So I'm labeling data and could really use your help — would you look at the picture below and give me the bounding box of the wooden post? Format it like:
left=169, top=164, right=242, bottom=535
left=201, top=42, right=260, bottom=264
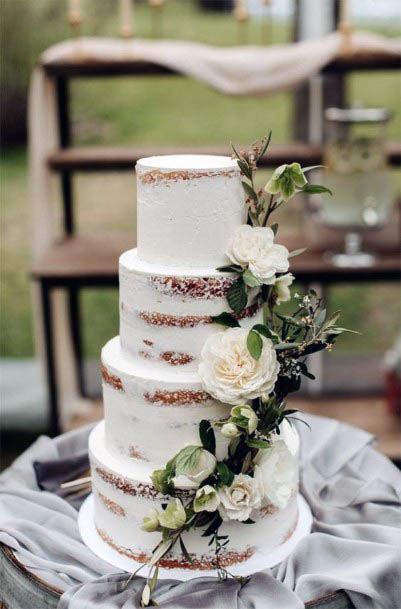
left=233, top=0, right=249, bottom=45
left=120, top=0, right=135, bottom=38
left=68, top=0, right=82, bottom=36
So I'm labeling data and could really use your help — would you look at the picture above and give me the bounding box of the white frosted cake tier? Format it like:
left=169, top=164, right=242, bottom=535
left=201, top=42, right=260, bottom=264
left=119, top=249, right=262, bottom=373
left=90, top=421, right=300, bottom=572
left=136, top=155, right=246, bottom=268
left=101, top=336, right=231, bottom=467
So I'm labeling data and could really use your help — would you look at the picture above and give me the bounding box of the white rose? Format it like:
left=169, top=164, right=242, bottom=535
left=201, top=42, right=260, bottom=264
left=273, top=273, right=294, bottom=304
left=198, top=328, right=279, bottom=405
left=226, top=225, right=289, bottom=285
left=254, top=440, right=298, bottom=509
left=172, top=446, right=217, bottom=489
left=218, top=474, right=262, bottom=522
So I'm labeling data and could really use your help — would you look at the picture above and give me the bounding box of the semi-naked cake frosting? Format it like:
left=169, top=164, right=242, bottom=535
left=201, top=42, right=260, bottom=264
left=89, top=154, right=300, bottom=570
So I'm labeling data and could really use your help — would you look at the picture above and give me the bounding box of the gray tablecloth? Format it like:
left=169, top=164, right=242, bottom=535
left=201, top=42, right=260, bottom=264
left=1, top=414, right=400, bottom=609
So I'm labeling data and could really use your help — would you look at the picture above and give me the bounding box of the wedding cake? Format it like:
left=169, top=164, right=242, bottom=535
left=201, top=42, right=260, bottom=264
left=89, top=154, right=301, bottom=570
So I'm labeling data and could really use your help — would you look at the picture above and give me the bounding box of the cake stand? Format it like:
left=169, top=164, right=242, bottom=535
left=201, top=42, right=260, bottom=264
left=78, top=493, right=313, bottom=581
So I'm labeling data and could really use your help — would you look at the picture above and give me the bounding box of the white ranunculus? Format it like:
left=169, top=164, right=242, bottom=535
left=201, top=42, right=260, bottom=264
left=273, top=273, right=295, bottom=304
left=218, top=474, right=262, bottom=522
left=198, top=328, right=279, bottom=405
left=254, top=440, right=298, bottom=509
left=172, top=446, right=217, bottom=489
left=226, top=225, right=289, bottom=285
left=193, top=485, right=220, bottom=513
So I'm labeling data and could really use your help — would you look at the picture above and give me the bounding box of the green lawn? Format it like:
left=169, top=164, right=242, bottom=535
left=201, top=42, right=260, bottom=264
left=1, top=1, right=400, bottom=359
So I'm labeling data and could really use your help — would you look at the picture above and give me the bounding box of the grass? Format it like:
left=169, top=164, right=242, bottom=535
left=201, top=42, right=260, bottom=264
left=1, top=1, right=400, bottom=360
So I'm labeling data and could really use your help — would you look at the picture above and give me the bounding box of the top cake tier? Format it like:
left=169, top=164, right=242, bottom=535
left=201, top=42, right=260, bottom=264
left=136, top=155, right=246, bottom=269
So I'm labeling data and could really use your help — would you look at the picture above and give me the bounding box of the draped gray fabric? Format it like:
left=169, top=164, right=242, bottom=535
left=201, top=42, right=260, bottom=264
left=1, top=414, right=400, bottom=609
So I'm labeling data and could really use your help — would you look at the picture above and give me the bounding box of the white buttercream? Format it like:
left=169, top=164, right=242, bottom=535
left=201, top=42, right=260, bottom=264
left=136, top=155, right=246, bottom=268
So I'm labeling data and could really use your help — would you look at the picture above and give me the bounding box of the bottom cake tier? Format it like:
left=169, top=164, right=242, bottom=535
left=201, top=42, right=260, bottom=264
left=89, top=422, right=300, bottom=570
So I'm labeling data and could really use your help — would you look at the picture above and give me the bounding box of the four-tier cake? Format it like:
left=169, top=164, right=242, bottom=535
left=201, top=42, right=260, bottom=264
left=89, top=154, right=300, bottom=570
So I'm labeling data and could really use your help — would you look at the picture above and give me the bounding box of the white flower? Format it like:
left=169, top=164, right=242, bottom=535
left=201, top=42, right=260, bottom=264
left=158, top=498, right=187, bottom=530
left=254, top=440, right=298, bottom=509
left=172, top=446, right=217, bottom=489
left=273, top=273, right=294, bottom=304
left=193, top=485, right=220, bottom=513
left=230, top=404, right=258, bottom=434
left=226, top=225, right=289, bottom=285
left=218, top=474, right=262, bottom=522
left=221, top=422, right=240, bottom=438
left=199, top=327, right=279, bottom=405
left=274, top=419, right=300, bottom=456
left=141, top=509, right=160, bottom=532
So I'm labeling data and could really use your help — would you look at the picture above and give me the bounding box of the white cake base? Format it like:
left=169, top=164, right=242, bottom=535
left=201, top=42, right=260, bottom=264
left=78, top=493, right=312, bottom=581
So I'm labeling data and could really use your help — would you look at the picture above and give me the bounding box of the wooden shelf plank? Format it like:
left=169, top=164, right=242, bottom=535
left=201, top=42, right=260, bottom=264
left=31, top=231, right=400, bottom=283
left=47, top=141, right=401, bottom=171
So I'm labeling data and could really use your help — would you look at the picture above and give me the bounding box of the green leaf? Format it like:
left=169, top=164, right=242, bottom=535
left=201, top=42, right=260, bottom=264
left=242, top=269, right=262, bottom=287
left=151, top=469, right=171, bottom=495
left=216, top=462, right=234, bottom=487
left=301, top=165, right=326, bottom=173
left=270, top=223, right=278, bottom=235
left=241, top=451, right=252, bottom=474
left=274, top=342, right=300, bottom=351
left=315, top=308, right=327, bottom=328
left=149, top=539, right=174, bottom=567
left=201, top=513, right=223, bottom=538
left=302, top=341, right=327, bottom=355
left=257, top=130, right=272, bottom=161
left=175, top=446, right=202, bottom=476
left=149, top=566, right=159, bottom=592
left=302, top=184, right=332, bottom=195
left=216, top=264, right=243, bottom=273
left=322, top=310, right=341, bottom=330
left=241, top=180, right=258, bottom=202
left=227, top=277, right=247, bottom=314
left=252, top=323, right=279, bottom=342
left=288, top=247, right=307, bottom=259
left=237, top=159, right=253, bottom=180
left=211, top=312, right=240, bottom=328
left=246, top=438, right=270, bottom=449
left=199, top=420, right=216, bottom=455
left=247, top=330, right=263, bottom=360
left=231, top=142, right=243, bottom=161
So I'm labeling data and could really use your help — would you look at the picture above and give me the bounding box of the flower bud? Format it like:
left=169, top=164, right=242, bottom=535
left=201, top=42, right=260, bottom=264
left=141, top=509, right=160, bottom=532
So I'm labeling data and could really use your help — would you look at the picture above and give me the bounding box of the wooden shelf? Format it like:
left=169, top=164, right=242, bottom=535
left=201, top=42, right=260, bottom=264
left=47, top=141, right=401, bottom=172
left=31, top=231, right=400, bottom=285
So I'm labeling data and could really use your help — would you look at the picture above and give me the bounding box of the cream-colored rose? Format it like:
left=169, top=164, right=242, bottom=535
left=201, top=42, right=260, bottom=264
left=218, top=474, right=262, bottom=522
left=198, top=328, right=279, bottom=405
left=193, top=485, right=220, bottom=513
left=273, top=273, right=295, bottom=304
left=254, top=440, right=298, bottom=509
left=172, top=446, right=217, bottom=489
left=226, top=225, right=289, bottom=285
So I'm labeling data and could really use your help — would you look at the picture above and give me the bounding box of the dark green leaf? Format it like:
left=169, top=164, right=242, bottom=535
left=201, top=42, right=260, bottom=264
left=216, top=264, right=243, bottom=273
left=274, top=342, right=300, bottom=351
left=227, top=278, right=247, bottom=314
left=217, top=462, right=235, bottom=487
left=247, top=330, right=263, bottom=360
left=302, top=184, right=332, bottom=195
left=199, top=420, right=216, bottom=455
left=241, top=180, right=258, bottom=202
left=201, top=513, right=223, bottom=537
left=302, top=341, right=327, bottom=355
left=241, top=451, right=252, bottom=474
left=242, top=518, right=256, bottom=524
left=237, top=159, right=253, bottom=180
left=179, top=536, right=193, bottom=564
left=270, top=223, right=278, bottom=235
left=211, top=312, right=240, bottom=328
left=252, top=324, right=278, bottom=342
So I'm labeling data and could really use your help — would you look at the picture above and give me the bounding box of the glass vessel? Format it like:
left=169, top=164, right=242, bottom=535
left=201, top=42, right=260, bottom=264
left=321, top=107, right=393, bottom=267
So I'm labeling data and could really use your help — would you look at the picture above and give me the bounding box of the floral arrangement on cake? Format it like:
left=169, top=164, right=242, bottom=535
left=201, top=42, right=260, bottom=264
left=139, top=134, right=354, bottom=605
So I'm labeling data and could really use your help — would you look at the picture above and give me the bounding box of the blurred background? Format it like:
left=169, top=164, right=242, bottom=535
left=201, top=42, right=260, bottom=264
left=1, top=0, right=400, bottom=468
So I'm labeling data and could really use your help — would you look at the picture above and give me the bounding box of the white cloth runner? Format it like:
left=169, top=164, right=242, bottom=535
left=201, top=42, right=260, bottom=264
left=1, top=414, right=400, bottom=609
